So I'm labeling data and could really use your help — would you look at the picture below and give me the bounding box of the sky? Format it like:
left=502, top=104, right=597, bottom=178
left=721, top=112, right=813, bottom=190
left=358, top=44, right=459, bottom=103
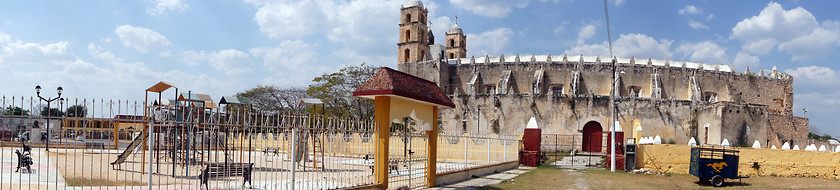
left=1, top=0, right=839, bottom=137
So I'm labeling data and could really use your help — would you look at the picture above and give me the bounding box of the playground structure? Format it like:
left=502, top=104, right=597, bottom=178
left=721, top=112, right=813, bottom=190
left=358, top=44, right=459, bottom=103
left=0, top=79, right=521, bottom=189
left=106, top=81, right=358, bottom=188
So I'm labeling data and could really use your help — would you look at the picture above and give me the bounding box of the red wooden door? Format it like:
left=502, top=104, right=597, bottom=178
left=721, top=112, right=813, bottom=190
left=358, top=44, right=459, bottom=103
left=582, top=121, right=603, bottom=152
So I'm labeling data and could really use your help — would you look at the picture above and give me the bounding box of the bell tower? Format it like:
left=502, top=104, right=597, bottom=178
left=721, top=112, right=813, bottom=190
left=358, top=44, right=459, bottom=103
left=445, top=18, right=467, bottom=60
left=398, top=0, right=429, bottom=65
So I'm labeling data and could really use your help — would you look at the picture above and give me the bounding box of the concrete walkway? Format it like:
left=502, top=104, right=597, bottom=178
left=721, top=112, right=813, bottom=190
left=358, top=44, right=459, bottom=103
left=426, top=166, right=533, bottom=189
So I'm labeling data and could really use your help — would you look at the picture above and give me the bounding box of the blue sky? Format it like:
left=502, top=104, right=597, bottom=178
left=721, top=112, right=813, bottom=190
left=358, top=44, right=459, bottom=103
left=1, top=0, right=839, bottom=137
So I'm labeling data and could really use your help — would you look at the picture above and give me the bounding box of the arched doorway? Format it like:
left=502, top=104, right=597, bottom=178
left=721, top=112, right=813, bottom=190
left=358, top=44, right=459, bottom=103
left=582, top=121, right=603, bottom=152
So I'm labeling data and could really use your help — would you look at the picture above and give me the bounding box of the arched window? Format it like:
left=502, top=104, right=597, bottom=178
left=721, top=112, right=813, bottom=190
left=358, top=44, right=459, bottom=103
left=405, top=30, right=411, bottom=42
left=404, top=49, right=410, bottom=62
left=421, top=50, right=425, bottom=60
left=406, top=14, right=411, bottom=23
left=449, top=53, right=454, bottom=59
left=449, top=39, right=455, bottom=47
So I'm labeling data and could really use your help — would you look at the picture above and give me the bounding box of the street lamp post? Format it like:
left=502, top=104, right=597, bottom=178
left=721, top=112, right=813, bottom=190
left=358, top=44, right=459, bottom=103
left=36, top=85, right=63, bottom=152
left=58, top=98, right=64, bottom=144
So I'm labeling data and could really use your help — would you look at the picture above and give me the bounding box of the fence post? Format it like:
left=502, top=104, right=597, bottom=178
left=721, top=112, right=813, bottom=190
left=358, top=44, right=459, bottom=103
left=373, top=96, right=391, bottom=188
left=487, top=137, right=491, bottom=163
left=503, top=139, right=506, bottom=162
left=426, top=107, right=438, bottom=187
left=147, top=119, right=154, bottom=189
left=464, top=135, right=468, bottom=168
left=290, top=127, right=296, bottom=190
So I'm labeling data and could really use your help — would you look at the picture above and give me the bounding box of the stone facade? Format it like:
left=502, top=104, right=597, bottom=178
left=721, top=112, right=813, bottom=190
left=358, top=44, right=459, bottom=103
left=394, top=1, right=807, bottom=150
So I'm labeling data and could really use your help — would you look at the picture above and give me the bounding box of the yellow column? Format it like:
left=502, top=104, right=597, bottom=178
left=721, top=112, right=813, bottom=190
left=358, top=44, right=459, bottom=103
left=426, top=107, right=438, bottom=187
left=374, top=96, right=391, bottom=188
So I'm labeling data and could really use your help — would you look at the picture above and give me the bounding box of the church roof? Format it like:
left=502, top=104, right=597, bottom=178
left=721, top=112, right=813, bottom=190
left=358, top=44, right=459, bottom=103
left=448, top=24, right=463, bottom=34
left=353, top=67, right=455, bottom=108
left=402, top=0, right=424, bottom=9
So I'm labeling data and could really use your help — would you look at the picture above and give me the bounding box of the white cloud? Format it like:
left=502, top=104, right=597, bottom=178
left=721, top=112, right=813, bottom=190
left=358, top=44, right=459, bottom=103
left=181, top=50, right=205, bottom=66
left=449, top=0, right=529, bottom=18
left=467, top=28, right=514, bottom=56
left=741, top=39, right=776, bottom=55
left=0, top=32, right=71, bottom=65
left=146, top=0, right=189, bottom=16
left=576, top=24, right=596, bottom=45
left=208, top=49, right=252, bottom=76
left=430, top=16, right=453, bottom=44
left=688, top=20, right=709, bottom=30
left=180, top=49, right=252, bottom=76
left=565, top=33, right=673, bottom=59
left=87, top=43, right=122, bottom=64
left=785, top=66, right=840, bottom=127
left=250, top=39, right=329, bottom=86
left=785, top=66, right=838, bottom=87
left=612, top=0, right=626, bottom=6
left=248, top=0, right=402, bottom=55
left=251, top=0, right=329, bottom=39
left=707, top=14, right=714, bottom=20
left=553, top=25, right=564, bottom=34
left=250, top=40, right=317, bottom=72
left=675, top=41, right=729, bottom=65
left=678, top=5, right=701, bottom=15
left=115, top=25, right=172, bottom=54
left=732, top=51, right=759, bottom=70
left=777, top=20, right=840, bottom=61
left=731, top=2, right=840, bottom=61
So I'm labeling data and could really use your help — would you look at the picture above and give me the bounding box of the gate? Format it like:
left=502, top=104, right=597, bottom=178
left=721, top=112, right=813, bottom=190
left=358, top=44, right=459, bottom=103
left=388, top=132, right=428, bottom=189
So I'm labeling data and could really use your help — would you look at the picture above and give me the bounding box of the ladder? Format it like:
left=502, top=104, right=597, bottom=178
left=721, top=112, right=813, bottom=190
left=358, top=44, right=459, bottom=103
left=311, top=130, right=325, bottom=171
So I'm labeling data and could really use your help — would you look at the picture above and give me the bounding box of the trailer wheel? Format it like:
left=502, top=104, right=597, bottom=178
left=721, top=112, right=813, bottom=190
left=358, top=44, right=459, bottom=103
left=711, top=175, right=724, bottom=187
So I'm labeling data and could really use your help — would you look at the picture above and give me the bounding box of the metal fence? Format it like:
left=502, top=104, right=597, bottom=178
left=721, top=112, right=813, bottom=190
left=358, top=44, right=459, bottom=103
left=1, top=96, right=381, bottom=189
left=436, top=134, right=520, bottom=174
left=541, top=134, right=612, bottom=168
left=1, top=96, right=522, bottom=189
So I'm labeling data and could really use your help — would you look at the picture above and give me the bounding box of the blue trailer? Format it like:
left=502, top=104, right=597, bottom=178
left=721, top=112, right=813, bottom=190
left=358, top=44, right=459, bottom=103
left=690, top=145, right=748, bottom=187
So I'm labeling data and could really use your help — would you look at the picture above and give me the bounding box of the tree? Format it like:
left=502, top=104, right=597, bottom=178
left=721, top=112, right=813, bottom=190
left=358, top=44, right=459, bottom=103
left=40, top=108, right=64, bottom=117
left=235, top=86, right=309, bottom=113
left=3, top=106, right=30, bottom=116
left=66, top=105, right=87, bottom=117
left=307, top=63, right=377, bottom=119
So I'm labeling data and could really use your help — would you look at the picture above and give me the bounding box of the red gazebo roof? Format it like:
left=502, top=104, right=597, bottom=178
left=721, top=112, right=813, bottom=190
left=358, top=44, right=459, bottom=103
left=353, top=67, right=455, bottom=108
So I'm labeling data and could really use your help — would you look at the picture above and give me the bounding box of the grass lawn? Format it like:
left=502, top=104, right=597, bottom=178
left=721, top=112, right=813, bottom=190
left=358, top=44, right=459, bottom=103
left=479, top=165, right=840, bottom=190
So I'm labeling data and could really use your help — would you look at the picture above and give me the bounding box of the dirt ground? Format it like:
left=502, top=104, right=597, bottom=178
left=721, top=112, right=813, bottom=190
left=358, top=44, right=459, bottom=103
left=481, top=166, right=840, bottom=190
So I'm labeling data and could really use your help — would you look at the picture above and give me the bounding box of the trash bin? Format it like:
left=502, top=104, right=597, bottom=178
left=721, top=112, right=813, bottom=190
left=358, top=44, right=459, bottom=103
left=624, top=144, right=636, bottom=172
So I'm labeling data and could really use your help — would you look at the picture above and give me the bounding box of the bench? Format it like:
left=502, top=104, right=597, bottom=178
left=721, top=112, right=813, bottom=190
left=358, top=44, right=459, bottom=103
left=199, top=163, right=254, bottom=189
left=15, top=150, right=33, bottom=173
left=263, top=147, right=279, bottom=156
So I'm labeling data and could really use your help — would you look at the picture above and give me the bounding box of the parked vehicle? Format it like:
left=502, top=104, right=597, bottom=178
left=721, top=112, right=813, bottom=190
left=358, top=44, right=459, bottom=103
left=76, top=136, right=85, bottom=141
left=690, top=145, right=749, bottom=187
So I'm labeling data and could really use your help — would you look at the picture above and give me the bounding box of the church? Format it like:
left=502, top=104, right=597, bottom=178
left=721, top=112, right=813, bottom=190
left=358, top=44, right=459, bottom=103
left=395, top=0, right=809, bottom=151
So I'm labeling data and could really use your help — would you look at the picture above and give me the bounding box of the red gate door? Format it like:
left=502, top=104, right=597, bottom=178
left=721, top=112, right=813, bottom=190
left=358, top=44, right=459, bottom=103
left=582, top=121, right=603, bottom=152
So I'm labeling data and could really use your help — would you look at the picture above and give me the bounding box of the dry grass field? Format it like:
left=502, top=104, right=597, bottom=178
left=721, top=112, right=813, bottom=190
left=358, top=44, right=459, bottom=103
left=481, top=166, right=840, bottom=190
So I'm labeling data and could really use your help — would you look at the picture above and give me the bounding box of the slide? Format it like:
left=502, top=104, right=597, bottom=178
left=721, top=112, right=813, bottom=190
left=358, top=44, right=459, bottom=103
left=110, top=126, right=149, bottom=167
